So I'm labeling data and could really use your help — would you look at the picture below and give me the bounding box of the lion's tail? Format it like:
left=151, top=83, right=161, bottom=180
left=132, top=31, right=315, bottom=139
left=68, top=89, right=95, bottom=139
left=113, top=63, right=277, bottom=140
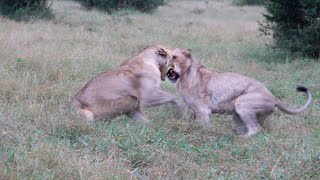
left=276, top=85, right=312, bottom=115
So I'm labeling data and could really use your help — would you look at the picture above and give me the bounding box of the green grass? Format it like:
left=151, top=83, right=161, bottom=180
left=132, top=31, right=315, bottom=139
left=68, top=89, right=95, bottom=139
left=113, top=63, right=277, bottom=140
left=0, top=0, right=319, bottom=179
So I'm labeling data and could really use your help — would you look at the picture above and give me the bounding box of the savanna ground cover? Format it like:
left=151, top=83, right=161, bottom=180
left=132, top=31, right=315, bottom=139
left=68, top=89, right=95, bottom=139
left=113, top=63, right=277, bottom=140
left=0, top=0, right=319, bottom=179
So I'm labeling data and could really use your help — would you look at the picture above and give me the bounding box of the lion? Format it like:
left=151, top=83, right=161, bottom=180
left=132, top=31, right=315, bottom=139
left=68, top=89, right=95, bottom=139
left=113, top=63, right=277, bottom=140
left=72, top=45, right=181, bottom=124
left=166, top=48, right=312, bottom=137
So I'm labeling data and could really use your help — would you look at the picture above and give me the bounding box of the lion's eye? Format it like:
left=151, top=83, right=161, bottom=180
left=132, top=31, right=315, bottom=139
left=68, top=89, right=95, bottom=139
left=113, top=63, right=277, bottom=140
left=173, top=55, right=177, bottom=60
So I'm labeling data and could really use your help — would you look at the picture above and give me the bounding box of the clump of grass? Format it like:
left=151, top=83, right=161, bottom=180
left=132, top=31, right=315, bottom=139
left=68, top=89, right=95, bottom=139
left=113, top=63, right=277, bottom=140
left=191, top=8, right=205, bottom=15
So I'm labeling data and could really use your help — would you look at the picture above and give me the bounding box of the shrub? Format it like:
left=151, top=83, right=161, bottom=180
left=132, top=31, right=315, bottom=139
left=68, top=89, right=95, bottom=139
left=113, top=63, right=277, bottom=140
left=75, top=0, right=165, bottom=13
left=233, top=0, right=266, bottom=6
left=0, top=0, right=53, bottom=21
left=259, top=0, right=320, bottom=59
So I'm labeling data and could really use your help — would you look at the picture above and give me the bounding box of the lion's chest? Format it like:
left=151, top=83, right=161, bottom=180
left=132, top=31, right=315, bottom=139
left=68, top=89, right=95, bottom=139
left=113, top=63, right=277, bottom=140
left=177, top=81, right=210, bottom=106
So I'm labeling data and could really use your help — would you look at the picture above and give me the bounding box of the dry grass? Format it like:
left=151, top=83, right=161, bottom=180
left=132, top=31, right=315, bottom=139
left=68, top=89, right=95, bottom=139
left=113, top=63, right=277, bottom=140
left=0, top=0, right=319, bottom=179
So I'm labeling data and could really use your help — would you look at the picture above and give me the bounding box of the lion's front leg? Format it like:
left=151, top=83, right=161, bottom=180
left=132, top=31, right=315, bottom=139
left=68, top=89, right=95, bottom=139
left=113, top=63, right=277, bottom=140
left=140, top=89, right=183, bottom=117
left=193, top=107, right=211, bottom=125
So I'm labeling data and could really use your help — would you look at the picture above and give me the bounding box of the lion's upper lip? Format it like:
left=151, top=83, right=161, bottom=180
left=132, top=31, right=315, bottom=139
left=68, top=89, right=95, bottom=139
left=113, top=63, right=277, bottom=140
left=166, top=68, right=174, bottom=75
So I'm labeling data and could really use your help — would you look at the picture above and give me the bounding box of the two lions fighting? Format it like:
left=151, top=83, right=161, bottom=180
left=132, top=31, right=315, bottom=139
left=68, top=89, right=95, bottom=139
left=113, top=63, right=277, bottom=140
left=72, top=45, right=312, bottom=137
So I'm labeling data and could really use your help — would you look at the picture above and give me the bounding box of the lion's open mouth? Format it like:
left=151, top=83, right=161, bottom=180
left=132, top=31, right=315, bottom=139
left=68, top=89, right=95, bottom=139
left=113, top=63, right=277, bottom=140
left=166, top=68, right=180, bottom=82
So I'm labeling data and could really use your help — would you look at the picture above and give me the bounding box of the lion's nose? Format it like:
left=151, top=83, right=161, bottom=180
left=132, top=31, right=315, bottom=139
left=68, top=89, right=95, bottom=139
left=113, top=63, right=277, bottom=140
left=167, top=64, right=175, bottom=71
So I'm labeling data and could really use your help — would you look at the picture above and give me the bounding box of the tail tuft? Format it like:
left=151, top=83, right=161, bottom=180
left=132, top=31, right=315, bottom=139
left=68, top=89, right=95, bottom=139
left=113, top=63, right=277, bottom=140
left=297, top=85, right=308, bottom=92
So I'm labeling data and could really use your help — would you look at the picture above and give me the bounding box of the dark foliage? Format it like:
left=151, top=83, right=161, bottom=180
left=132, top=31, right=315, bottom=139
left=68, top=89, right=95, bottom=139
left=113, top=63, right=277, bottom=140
left=259, top=0, right=320, bottom=59
left=75, top=0, right=165, bottom=13
left=233, top=0, right=266, bottom=6
left=0, top=0, right=53, bottom=21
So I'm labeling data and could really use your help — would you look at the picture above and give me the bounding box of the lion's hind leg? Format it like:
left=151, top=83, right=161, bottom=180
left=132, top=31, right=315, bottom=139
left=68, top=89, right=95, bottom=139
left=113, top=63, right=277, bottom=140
left=235, top=93, right=275, bottom=137
left=126, top=106, right=149, bottom=123
left=80, top=108, right=95, bottom=124
left=236, top=112, right=262, bottom=137
left=234, top=94, right=265, bottom=137
left=72, top=98, right=95, bottom=124
left=233, top=113, right=248, bottom=135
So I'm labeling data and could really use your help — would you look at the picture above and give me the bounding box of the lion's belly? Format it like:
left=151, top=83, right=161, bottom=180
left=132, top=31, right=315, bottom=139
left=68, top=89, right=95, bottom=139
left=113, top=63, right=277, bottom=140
left=178, top=82, right=236, bottom=114
left=92, top=96, right=139, bottom=119
left=210, top=95, right=236, bottom=114
left=211, top=101, right=235, bottom=114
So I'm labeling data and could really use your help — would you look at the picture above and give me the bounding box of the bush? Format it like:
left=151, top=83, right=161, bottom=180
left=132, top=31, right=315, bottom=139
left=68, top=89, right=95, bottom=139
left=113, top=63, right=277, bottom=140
left=259, top=0, right=320, bottom=59
left=233, top=0, right=266, bottom=6
left=75, top=0, right=165, bottom=13
left=0, top=0, right=53, bottom=21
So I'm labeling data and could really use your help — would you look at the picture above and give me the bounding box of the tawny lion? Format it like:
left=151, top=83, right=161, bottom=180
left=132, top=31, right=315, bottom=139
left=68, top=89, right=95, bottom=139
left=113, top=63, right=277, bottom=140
left=72, top=45, right=181, bottom=124
left=166, top=48, right=312, bottom=137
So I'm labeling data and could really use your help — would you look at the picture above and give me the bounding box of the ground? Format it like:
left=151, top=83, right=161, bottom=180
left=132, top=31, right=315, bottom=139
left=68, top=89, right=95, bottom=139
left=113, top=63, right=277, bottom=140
left=0, top=0, right=319, bottom=179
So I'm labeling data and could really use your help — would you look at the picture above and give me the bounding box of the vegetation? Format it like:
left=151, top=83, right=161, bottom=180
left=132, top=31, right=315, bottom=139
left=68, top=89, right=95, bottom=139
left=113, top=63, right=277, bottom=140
left=0, top=0, right=319, bottom=179
left=0, top=0, right=54, bottom=21
left=75, top=0, right=166, bottom=13
left=233, top=0, right=266, bottom=6
left=259, top=0, right=320, bottom=59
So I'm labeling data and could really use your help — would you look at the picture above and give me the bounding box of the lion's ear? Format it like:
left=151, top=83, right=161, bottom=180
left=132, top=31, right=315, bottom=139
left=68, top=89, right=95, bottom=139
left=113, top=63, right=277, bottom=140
left=156, top=48, right=168, bottom=57
left=182, top=48, right=192, bottom=58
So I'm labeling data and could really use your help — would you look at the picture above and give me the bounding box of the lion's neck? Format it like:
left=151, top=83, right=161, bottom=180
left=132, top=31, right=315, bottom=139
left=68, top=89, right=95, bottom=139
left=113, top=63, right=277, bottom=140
left=184, top=58, right=203, bottom=78
left=131, top=53, right=157, bottom=65
left=178, top=58, right=204, bottom=87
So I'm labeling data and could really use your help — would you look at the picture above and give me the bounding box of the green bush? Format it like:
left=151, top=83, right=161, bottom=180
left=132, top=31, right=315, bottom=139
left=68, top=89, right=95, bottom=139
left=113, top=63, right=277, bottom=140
left=75, top=0, right=165, bottom=13
left=259, top=0, right=320, bottom=59
left=0, top=0, right=53, bottom=21
left=233, top=0, right=266, bottom=6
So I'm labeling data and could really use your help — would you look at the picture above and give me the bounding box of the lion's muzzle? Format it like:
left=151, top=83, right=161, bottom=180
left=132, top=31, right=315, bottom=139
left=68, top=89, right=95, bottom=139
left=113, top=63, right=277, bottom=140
left=166, top=66, right=180, bottom=82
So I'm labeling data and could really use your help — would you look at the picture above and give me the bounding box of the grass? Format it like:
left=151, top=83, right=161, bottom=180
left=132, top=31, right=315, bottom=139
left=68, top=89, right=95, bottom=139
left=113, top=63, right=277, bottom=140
left=0, top=0, right=319, bottom=179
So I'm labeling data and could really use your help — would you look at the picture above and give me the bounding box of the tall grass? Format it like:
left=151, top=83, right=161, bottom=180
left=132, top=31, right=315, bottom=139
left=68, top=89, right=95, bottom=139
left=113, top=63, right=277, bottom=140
left=0, top=0, right=319, bottom=179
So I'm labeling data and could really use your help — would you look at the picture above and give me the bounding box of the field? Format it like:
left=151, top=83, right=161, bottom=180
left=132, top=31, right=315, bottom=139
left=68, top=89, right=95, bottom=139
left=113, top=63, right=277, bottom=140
left=0, top=0, right=319, bottom=179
